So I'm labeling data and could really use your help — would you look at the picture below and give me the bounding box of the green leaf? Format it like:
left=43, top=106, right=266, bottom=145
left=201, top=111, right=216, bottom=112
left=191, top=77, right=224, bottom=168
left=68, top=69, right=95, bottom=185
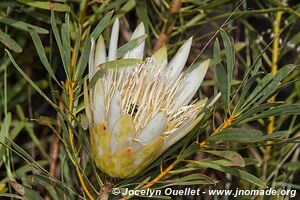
left=158, top=174, right=217, bottom=188
left=206, top=128, right=263, bottom=143
left=210, top=158, right=240, bottom=166
left=23, top=176, right=63, bottom=200
left=213, top=39, right=220, bottom=64
left=220, top=29, right=234, bottom=107
left=50, top=10, right=70, bottom=80
left=90, top=11, right=114, bottom=39
left=17, top=0, right=70, bottom=12
left=0, top=16, right=48, bottom=34
left=1, top=161, right=48, bottom=184
left=5, top=49, right=58, bottom=110
left=284, top=162, right=300, bottom=171
left=176, top=143, right=201, bottom=164
left=88, top=59, right=143, bottom=89
left=233, top=102, right=282, bottom=125
left=0, top=29, right=22, bottom=53
left=233, top=72, right=265, bottom=115
left=135, top=0, right=150, bottom=33
left=74, top=28, right=91, bottom=80
left=105, top=0, right=127, bottom=10
left=113, top=0, right=136, bottom=19
left=243, top=104, right=300, bottom=123
left=0, top=113, right=11, bottom=158
left=172, top=173, right=217, bottom=185
left=240, top=65, right=296, bottom=114
left=73, top=25, right=81, bottom=71
left=116, top=35, right=147, bottom=58
left=61, top=23, right=71, bottom=78
left=188, top=160, right=267, bottom=188
left=213, top=39, right=220, bottom=95
left=239, top=73, right=274, bottom=113
left=257, top=64, right=296, bottom=104
left=28, top=28, right=61, bottom=86
left=79, top=114, right=88, bottom=130
left=215, top=63, right=228, bottom=113
left=205, top=150, right=245, bottom=167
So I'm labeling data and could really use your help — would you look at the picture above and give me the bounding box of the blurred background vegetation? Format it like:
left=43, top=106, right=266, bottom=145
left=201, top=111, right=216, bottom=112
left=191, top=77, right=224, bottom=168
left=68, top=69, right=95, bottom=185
left=0, top=0, right=300, bottom=199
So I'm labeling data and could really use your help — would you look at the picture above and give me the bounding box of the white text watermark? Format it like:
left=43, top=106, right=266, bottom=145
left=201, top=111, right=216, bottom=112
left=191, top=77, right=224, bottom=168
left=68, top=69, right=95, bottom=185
left=111, top=187, right=297, bottom=198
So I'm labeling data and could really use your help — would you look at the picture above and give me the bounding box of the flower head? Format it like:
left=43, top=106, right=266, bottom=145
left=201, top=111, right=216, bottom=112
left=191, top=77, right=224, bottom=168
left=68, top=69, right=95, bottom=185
left=86, top=19, right=210, bottom=178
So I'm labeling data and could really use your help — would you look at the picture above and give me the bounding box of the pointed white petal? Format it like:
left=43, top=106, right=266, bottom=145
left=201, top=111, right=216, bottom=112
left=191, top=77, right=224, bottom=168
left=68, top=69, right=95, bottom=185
left=93, top=79, right=105, bottom=124
left=94, top=35, right=107, bottom=67
left=137, top=112, right=167, bottom=145
left=108, top=18, right=120, bottom=61
left=124, top=22, right=145, bottom=59
left=108, top=91, right=122, bottom=133
left=163, top=99, right=207, bottom=151
left=153, top=45, right=168, bottom=66
left=88, top=38, right=96, bottom=80
left=173, top=59, right=210, bottom=109
left=166, top=37, right=193, bottom=83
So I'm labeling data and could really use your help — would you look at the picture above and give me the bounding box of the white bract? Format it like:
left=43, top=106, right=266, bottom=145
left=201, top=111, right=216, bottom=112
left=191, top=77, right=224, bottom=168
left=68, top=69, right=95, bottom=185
left=86, top=19, right=210, bottom=178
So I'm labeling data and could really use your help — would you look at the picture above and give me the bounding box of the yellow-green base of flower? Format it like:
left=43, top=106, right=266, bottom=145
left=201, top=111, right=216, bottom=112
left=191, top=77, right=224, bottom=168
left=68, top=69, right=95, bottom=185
left=90, top=122, right=164, bottom=178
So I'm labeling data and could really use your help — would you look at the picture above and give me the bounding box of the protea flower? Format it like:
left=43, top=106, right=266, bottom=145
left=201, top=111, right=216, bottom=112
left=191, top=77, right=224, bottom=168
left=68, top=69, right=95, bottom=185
left=85, top=18, right=210, bottom=178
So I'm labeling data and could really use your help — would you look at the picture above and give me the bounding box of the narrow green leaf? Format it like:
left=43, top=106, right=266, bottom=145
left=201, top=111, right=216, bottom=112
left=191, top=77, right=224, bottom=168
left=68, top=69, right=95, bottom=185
left=210, top=158, right=240, bottom=167
left=0, top=113, right=11, bottom=157
left=0, top=29, right=22, bottom=53
left=213, top=39, right=220, bottom=95
left=233, top=102, right=282, bottom=125
left=5, top=49, right=58, bottom=110
left=241, top=65, right=295, bottom=114
left=105, top=0, right=127, bottom=10
left=205, top=150, right=245, bottom=167
left=0, top=16, right=48, bottom=34
left=220, top=30, right=234, bottom=106
left=5, top=139, right=50, bottom=176
left=172, top=174, right=217, bottom=185
left=88, top=71, right=104, bottom=90
left=73, top=25, right=82, bottom=70
left=74, top=28, right=91, bottom=80
left=213, top=38, right=220, bottom=64
left=113, top=0, right=136, bottom=19
left=17, top=0, right=70, bottom=12
left=240, top=73, right=274, bottom=113
left=188, top=160, right=267, bottom=188
left=215, top=63, right=228, bottom=112
left=116, top=35, right=147, bottom=58
left=135, top=0, right=150, bottom=33
left=243, top=104, right=300, bottom=123
left=25, top=123, right=48, bottom=159
left=29, top=28, right=61, bottom=86
left=233, top=72, right=264, bottom=115
left=257, top=64, right=296, bottom=104
left=284, top=162, right=300, bottom=171
left=1, top=161, right=48, bottom=184
left=61, top=23, right=71, bottom=78
left=24, top=176, right=62, bottom=200
left=90, top=11, right=114, bottom=39
left=100, top=58, right=142, bottom=70
left=206, top=128, right=263, bottom=143
left=177, top=143, right=200, bottom=164
left=88, top=59, right=142, bottom=89
left=51, top=10, right=69, bottom=80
